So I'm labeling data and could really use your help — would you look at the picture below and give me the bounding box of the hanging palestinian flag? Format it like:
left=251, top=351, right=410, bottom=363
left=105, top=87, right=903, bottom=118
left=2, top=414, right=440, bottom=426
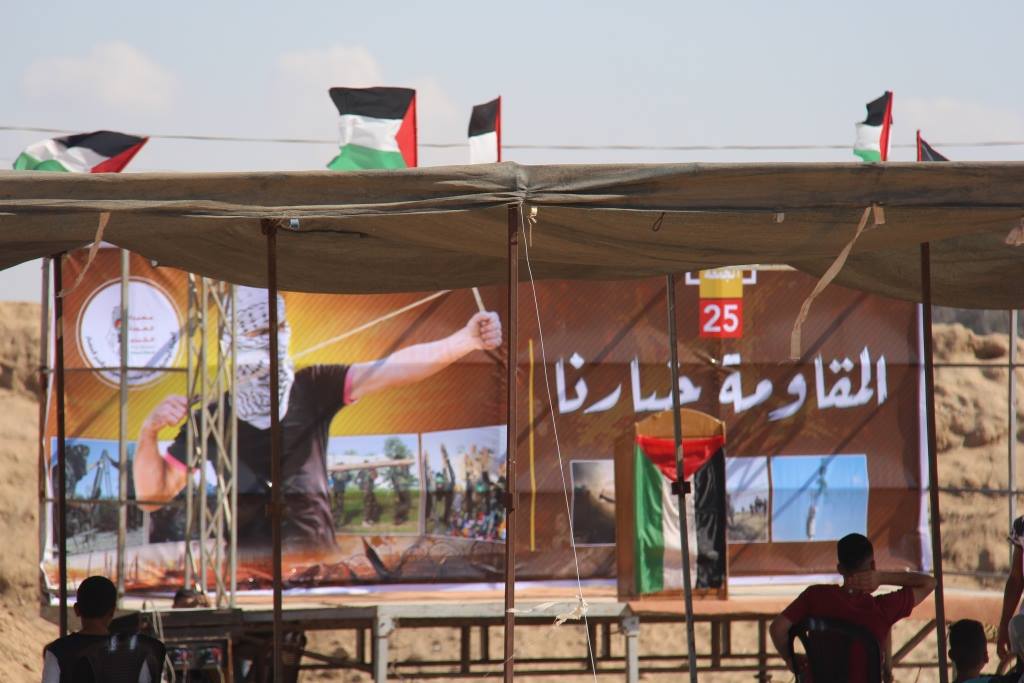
left=13, top=131, right=147, bottom=172
left=327, top=87, right=417, bottom=170
left=633, top=434, right=726, bottom=594
left=917, top=131, right=948, bottom=162
left=853, top=91, right=893, bottom=163
left=468, top=96, right=501, bottom=164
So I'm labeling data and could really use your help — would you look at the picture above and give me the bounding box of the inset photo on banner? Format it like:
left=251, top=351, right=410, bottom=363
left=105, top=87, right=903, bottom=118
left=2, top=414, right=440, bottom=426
left=327, top=434, right=421, bottom=535
left=570, top=460, right=616, bottom=546
left=725, top=456, right=770, bottom=543
left=50, top=438, right=132, bottom=501
left=421, top=425, right=507, bottom=541
left=770, top=454, right=869, bottom=543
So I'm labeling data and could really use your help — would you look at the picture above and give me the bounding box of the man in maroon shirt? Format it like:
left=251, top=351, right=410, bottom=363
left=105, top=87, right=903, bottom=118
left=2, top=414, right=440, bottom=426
left=769, top=533, right=935, bottom=682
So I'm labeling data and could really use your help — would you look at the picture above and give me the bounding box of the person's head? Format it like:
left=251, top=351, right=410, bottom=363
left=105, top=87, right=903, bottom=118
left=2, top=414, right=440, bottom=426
left=948, top=619, right=988, bottom=677
left=173, top=587, right=209, bottom=609
left=231, top=286, right=293, bottom=430
left=73, top=576, right=117, bottom=630
left=836, top=533, right=874, bottom=575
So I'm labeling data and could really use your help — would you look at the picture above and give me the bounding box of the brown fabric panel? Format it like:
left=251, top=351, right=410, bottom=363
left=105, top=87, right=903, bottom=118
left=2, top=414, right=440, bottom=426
left=2, top=162, right=1024, bottom=306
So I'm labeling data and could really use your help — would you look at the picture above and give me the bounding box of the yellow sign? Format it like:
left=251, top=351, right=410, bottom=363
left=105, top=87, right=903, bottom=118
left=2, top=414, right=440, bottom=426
left=698, top=268, right=744, bottom=299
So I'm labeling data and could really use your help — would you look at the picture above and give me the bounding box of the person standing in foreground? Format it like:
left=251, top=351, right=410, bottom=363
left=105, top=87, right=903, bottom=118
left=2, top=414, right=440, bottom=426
left=769, top=533, right=935, bottom=682
left=42, top=575, right=164, bottom=683
left=948, top=619, right=996, bottom=683
left=133, top=286, right=501, bottom=551
left=998, top=517, right=1024, bottom=666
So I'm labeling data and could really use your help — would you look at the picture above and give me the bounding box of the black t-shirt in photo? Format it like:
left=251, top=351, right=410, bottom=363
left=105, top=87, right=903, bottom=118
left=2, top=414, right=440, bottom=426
left=167, top=364, right=349, bottom=550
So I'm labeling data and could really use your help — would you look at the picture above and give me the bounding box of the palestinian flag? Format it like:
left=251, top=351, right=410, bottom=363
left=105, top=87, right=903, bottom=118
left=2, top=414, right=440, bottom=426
left=468, top=97, right=501, bottom=164
left=853, top=91, right=893, bottom=163
left=13, top=131, right=147, bottom=173
left=327, top=87, right=417, bottom=170
left=917, top=131, right=948, bottom=162
left=633, top=434, right=725, bottom=594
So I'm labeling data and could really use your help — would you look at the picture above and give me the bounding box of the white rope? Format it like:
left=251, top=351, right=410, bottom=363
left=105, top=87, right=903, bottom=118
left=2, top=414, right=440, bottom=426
left=519, top=203, right=598, bottom=679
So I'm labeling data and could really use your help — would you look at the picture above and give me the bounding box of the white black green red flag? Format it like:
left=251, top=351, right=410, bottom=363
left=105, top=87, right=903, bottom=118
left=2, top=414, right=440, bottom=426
left=468, top=97, right=501, bottom=164
left=13, top=131, right=147, bottom=172
left=916, top=132, right=948, bottom=162
left=327, top=87, right=417, bottom=170
left=853, top=91, right=893, bottom=163
left=633, top=434, right=725, bottom=594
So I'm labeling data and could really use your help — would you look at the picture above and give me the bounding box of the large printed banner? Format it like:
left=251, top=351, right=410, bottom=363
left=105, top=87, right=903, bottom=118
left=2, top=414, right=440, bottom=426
left=43, top=251, right=923, bottom=592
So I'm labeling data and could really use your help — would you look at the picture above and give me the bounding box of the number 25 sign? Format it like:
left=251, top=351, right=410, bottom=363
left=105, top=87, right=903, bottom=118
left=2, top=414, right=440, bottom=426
left=700, top=299, right=743, bottom=338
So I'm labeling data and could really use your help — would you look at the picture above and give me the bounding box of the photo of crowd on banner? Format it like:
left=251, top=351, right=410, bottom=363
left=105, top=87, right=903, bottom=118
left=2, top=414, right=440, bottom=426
left=422, top=427, right=508, bottom=542
left=327, top=434, right=421, bottom=534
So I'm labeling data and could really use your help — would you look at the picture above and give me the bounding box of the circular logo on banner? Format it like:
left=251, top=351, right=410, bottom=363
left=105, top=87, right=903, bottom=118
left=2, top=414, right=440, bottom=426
left=77, top=278, right=182, bottom=386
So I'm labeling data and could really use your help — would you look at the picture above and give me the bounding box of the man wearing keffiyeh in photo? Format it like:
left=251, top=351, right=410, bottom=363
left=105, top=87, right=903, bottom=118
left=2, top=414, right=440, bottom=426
left=133, top=286, right=502, bottom=551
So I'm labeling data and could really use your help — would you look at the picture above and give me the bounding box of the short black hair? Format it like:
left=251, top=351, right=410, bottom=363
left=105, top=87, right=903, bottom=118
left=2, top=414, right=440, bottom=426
left=75, top=576, right=117, bottom=619
left=949, top=619, right=988, bottom=670
left=836, top=533, right=873, bottom=572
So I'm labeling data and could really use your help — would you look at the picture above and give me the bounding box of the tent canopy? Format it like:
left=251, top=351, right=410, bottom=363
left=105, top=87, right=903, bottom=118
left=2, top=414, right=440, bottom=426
left=2, top=161, right=1023, bottom=308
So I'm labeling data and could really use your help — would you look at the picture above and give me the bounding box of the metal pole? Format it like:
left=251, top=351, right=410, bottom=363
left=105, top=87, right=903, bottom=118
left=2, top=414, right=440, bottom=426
left=116, top=250, right=130, bottom=600
left=921, top=243, right=949, bottom=683
left=666, top=273, right=699, bottom=683
left=37, top=258, right=50, bottom=589
left=199, top=278, right=208, bottom=594
left=184, top=278, right=195, bottom=589
left=229, top=284, right=238, bottom=607
left=53, top=254, right=68, bottom=636
left=503, top=203, right=520, bottom=683
left=263, top=219, right=284, bottom=682
left=1010, top=309, right=1018, bottom=548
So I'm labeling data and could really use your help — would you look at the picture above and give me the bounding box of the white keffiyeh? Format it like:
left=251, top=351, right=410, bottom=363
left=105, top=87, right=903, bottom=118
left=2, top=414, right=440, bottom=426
left=229, top=286, right=295, bottom=430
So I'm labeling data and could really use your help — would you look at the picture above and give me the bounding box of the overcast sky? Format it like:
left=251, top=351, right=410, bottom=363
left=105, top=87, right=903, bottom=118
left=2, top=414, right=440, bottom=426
left=3, top=0, right=1022, bottom=301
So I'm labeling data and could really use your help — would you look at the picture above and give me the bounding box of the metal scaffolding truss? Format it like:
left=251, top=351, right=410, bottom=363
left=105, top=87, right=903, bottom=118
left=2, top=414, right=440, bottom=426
left=183, top=275, right=237, bottom=608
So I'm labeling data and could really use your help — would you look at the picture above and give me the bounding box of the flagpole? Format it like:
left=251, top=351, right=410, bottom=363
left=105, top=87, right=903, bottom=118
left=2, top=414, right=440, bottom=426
left=667, top=273, right=699, bottom=683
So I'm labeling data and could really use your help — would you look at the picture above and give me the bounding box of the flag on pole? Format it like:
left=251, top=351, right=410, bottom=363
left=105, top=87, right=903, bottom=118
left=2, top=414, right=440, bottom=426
left=633, top=434, right=723, bottom=594
left=468, top=97, right=501, bottom=164
left=13, top=131, right=147, bottom=172
left=853, top=91, right=893, bottom=163
left=916, top=132, right=948, bottom=162
left=327, top=87, right=417, bottom=170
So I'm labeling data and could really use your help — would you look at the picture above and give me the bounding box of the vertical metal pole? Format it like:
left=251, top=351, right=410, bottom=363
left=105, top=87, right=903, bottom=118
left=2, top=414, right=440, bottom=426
left=199, top=278, right=209, bottom=593
left=503, top=203, right=520, bottom=683
left=666, top=273, right=699, bottom=683
left=229, top=284, right=238, bottom=608
left=921, top=243, right=950, bottom=683
left=117, top=250, right=130, bottom=600
left=184, top=278, right=195, bottom=589
left=264, top=219, right=284, bottom=682
left=37, top=258, right=50, bottom=585
left=53, top=254, right=68, bottom=636
left=1010, top=309, right=1018, bottom=548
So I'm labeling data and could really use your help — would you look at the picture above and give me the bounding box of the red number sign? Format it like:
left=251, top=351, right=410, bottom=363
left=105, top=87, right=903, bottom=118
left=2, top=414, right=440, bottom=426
left=700, top=299, right=743, bottom=338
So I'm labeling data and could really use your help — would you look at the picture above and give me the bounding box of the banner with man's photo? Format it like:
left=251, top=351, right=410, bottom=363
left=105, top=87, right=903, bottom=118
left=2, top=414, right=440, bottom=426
left=42, top=249, right=925, bottom=592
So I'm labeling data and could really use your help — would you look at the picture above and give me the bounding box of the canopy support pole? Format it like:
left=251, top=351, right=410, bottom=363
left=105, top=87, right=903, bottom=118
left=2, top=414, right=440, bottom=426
left=116, top=249, right=130, bottom=601
left=37, top=258, right=50, bottom=611
left=921, top=243, right=949, bottom=683
left=54, top=253, right=68, bottom=636
left=503, top=203, right=520, bottom=683
left=263, top=219, right=284, bottom=682
left=666, top=273, right=699, bottom=683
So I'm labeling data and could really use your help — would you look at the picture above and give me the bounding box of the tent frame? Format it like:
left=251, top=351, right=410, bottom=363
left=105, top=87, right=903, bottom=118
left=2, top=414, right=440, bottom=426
left=42, top=202, right=952, bottom=680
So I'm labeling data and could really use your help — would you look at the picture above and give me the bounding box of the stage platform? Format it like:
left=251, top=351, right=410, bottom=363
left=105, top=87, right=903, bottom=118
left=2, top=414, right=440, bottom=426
left=44, top=584, right=1000, bottom=680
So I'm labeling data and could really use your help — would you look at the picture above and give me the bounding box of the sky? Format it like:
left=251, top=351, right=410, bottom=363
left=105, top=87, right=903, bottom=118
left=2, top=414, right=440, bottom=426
left=3, top=0, right=1023, bottom=301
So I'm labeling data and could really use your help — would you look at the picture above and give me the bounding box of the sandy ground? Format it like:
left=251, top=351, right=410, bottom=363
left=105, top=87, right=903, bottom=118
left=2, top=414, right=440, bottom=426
left=0, top=302, right=1016, bottom=681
